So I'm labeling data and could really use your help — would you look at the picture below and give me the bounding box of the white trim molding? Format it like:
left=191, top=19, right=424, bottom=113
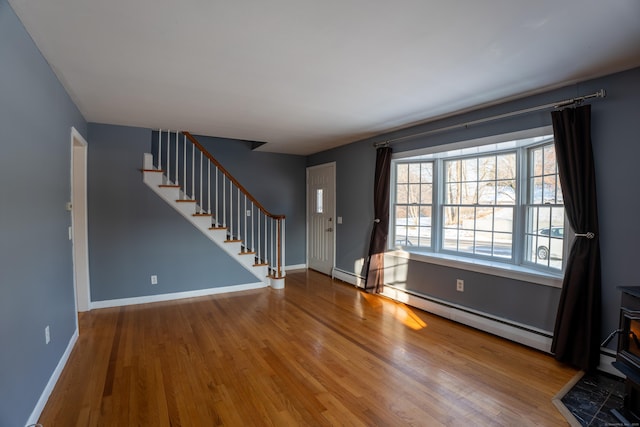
left=285, top=263, right=307, bottom=271
left=70, top=126, right=91, bottom=314
left=91, top=282, right=266, bottom=309
left=26, top=329, right=79, bottom=426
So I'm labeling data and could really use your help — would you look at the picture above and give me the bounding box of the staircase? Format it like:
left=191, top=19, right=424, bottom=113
left=142, top=130, right=285, bottom=289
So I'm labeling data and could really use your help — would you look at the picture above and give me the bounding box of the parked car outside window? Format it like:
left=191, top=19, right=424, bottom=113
left=536, top=226, right=564, bottom=260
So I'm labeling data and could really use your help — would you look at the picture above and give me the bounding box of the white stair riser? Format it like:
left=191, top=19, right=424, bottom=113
left=223, top=241, right=242, bottom=254
left=174, top=202, right=198, bottom=217
left=209, top=229, right=227, bottom=241
left=157, top=186, right=180, bottom=200
left=143, top=171, right=163, bottom=187
left=143, top=153, right=154, bottom=170
left=237, top=253, right=257, bottom=268
left=191, top=215, right=214, bottom=231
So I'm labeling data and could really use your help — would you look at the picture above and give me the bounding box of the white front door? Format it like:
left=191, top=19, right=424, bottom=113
left=307, top=163, right=335, bottom=275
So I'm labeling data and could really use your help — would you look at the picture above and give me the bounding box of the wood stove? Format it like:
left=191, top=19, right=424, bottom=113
left=612, top=287, right=640, bottom=424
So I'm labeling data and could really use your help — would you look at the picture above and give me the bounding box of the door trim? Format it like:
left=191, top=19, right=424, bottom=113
left=306, top=162, right=336, bottom=276
left=71, top=127, right=91, bottom=313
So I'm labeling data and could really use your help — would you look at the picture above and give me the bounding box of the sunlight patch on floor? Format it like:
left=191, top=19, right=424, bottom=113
left=389, top=302, right=428, bottom=331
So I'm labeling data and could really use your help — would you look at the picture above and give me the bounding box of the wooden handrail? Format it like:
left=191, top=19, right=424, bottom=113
left=183, top=131, right=285, bottom=220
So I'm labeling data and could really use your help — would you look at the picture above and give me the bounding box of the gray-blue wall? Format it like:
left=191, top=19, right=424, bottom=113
left=196, top=134, right=307, bottom=267
left=0, top=1, right=87, bottom=425
left=87, top=124, right=261, bottom=301
left=308, top=66, right=640, bottom=346
left=87, top=126, right=307, bottom=302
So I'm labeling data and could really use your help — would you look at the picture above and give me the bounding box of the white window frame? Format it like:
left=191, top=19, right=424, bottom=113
left=389, top=126, right=567, bottom=287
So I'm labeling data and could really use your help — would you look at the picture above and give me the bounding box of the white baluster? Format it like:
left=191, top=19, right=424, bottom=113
left=174, top=130, right=179, bottom=185
left=243, top=195, right=247, bottom=252
left=207, top=160, right=211, bottom=214
left=158, top=129, right=162, bottom=170
left=251, top=203, right=255, bottom=252
left=237, top=187, right=241, bottom=240
left=257, top=209, right=261, bottom=262
left=230, top=180, right=234, bottom=238
left=222, top=175, right=226, bottom=228
left=199, top=151, right=203, bottom=213
left=182, top=134, right=186, bottom=200
left=265, top=214, right=268, bottom=266
left=191, top=139, right=195, bottom=200
left=215, top=169, right=219, bottom=226
left=166, top=129, right=170, bottom=181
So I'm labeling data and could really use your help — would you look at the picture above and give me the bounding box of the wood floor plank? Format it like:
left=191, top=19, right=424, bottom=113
left=38, top=269, right=576, bottom=426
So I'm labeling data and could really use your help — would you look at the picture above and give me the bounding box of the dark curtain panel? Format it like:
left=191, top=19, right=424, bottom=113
left=550, top=104, right=602, bottom=371
left=365, top=146, right=392, bottom=293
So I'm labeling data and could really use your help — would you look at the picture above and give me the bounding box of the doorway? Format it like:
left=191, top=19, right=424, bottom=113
left=71, top=127, right=90, bottom=312
left=307, top=163, right=336, bottom=275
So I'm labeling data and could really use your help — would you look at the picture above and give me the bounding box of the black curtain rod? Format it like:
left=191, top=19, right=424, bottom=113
left=374, top=89, right=606, bottom=148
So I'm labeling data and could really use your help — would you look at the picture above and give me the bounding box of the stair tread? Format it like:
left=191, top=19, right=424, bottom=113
left=141, top=169, right=164, bottom=173
left=225, top=239, right=242, bottom=243
left=239, top=251, right=257, bottom=256
left=176, top=199, right=197, bottom=203
left=193, top=213, right=213, bottom=217
left=254, top=263, right=269, bottom=267
left=159, top=184, right=180, bottom=188
left=209, top=227, right=227, bottom=230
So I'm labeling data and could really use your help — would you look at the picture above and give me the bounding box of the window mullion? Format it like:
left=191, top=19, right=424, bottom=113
left=433, top=159, right=442, bottom=252
left=513, top=146, right=527, bottom=265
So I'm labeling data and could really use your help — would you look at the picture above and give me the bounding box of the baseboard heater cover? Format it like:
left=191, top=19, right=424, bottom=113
left=332, top=268, right=365, bottom=288
left=381, top=285, right=554, bottom=353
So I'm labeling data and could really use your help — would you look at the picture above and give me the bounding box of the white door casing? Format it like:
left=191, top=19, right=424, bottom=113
left=71, top=127, right=91, bottom=312
left=307, top=163, right=336, bottom=275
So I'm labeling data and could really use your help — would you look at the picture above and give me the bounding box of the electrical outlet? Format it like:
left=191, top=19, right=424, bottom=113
left=246, top=210, right=251, bottom=217
left=45, top=325, right=50, bottom=344
left=151, top=275, right=158, bottom=285
left=456, top=279, right=464, bottom=292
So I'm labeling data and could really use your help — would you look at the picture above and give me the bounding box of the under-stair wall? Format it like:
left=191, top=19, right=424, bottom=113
left=146, top=130, right=289, bottom=288
left=87, top=124, right=306, bottom=304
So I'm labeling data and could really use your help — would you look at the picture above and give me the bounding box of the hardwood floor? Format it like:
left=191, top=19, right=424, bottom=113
left=39, top=270, right=577, bottom=426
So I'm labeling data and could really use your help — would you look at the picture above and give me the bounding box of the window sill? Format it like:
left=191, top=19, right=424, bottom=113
left=387, top=249, right=564, bottom=288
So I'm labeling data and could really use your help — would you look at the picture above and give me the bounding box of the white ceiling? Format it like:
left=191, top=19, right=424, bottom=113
left=9, top=0, right=640, bottom=155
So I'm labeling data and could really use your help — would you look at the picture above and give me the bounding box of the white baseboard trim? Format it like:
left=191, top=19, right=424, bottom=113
left=26, top=328, right=79, bottom=426
left=285, top=263, right=307, bottom=271
left=381, top=286, right=553, bottom=352
left=332, top=268, right=365, bottom=288
left=90, top=282, right=267, bottom=309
